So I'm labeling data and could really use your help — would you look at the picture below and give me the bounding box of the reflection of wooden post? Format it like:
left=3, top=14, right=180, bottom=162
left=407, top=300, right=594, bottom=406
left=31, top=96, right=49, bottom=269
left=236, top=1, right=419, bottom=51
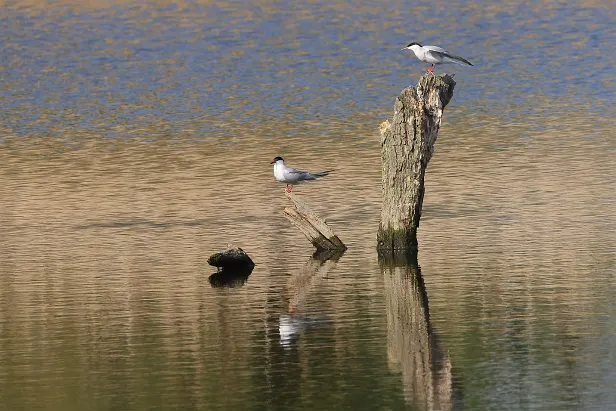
left=284, top=192, right=346, bottom=251
left=377, top=74, right=456, bottom=252
left=381, top=251, right=454, bottom=410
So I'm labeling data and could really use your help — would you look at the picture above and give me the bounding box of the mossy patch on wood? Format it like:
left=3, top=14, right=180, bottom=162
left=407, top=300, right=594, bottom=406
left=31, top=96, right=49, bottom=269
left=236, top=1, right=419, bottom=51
left=377, top=226, right=418, bottom=252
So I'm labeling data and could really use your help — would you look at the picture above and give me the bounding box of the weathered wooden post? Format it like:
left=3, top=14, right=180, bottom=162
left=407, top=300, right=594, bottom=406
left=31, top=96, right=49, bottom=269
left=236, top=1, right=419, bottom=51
left=377, top=74, right=456, bottom=252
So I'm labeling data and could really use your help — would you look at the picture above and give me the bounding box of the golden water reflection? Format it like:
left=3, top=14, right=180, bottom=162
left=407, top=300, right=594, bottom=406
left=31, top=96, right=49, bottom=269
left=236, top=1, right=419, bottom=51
left=1, top=0, right=615, bottom=409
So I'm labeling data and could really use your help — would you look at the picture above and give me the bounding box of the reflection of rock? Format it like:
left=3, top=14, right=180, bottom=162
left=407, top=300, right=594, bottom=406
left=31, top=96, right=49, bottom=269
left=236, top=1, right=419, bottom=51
left=381, top=251, right=455, bottom=411
left=279, top=249, right=344, bottom=348
left=208, top=265, right=254, bottom=288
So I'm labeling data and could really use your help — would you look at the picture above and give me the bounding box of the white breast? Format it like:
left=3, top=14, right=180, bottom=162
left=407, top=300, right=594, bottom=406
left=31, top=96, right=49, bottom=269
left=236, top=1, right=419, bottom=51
left=413, top=47, right=429, bottom=63
left=273, top=163, right=287, bottom=182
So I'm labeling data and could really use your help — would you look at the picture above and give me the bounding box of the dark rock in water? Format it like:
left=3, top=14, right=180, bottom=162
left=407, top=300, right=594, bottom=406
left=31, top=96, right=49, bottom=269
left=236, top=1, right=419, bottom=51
left=208, top=265, right=254, bottom=288
left=208, top=247, right=255, bottom=268
left=207, top=247, right=255, bottom=288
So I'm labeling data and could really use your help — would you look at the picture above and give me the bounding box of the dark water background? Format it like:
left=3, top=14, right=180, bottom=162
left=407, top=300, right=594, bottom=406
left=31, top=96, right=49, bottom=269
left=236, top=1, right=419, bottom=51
left=1, top=0, right=614, bottom=410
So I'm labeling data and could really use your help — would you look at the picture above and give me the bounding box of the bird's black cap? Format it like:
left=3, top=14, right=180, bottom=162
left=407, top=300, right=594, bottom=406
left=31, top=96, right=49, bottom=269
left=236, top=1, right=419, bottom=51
left=271, top=156, right=284, bottom=164
left=406, top=42, right=422, bottom=47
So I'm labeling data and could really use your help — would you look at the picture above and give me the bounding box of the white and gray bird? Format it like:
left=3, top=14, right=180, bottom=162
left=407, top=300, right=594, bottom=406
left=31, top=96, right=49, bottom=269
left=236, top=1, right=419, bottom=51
left=402, top=42, right=473, bottom=73
left=270, top=156, right=332, bottom=193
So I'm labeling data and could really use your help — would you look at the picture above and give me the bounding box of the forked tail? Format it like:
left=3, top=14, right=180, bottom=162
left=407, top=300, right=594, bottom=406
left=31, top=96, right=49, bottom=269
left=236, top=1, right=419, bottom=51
left=445, top=54, right=473, bottom=67
left=312, top=170, right=334, bottom=178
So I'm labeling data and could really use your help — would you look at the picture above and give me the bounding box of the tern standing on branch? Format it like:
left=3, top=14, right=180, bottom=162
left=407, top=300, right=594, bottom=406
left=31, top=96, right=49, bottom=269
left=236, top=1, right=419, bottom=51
left=271, top=157, right=332, bottom=193
left=402, top=42, right=473, bottom=73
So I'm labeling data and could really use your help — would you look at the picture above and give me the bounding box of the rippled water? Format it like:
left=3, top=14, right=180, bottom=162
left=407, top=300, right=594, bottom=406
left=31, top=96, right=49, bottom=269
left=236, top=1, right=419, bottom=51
left=1, top=0, right=615, bottom=410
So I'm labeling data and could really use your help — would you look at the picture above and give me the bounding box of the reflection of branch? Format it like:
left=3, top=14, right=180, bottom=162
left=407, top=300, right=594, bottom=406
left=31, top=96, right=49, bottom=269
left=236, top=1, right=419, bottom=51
left=381, top=251, right=454, bottom=411
left=279, top=250, right=344, bottom=348
left=287, top=249, right=344, bottom=313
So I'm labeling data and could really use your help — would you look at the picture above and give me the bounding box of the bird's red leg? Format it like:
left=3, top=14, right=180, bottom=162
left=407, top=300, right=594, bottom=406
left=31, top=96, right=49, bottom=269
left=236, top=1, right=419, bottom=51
left=428, top=64, right=435, bottom=73
left=285, top=184, right=293, bottom=193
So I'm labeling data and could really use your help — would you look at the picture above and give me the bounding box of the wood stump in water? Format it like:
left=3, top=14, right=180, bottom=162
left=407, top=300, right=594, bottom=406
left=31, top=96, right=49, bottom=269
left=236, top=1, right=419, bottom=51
left=377, top=74, right=456, bottom=252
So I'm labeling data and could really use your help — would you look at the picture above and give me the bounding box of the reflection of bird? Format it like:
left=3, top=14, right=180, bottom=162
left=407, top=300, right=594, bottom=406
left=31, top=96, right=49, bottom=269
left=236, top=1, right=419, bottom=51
left=279, top=314, right=331, bottom=348
left=402, top=42, right=473, bottom=73
left=270, top=156, right=332, bottom=193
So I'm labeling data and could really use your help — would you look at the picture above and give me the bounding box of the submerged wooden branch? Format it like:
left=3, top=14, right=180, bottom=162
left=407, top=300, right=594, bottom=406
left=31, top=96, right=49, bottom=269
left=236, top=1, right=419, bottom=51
left=377, top=74, right=456, bottom=252
left=283, top=192, right=346, bottom=251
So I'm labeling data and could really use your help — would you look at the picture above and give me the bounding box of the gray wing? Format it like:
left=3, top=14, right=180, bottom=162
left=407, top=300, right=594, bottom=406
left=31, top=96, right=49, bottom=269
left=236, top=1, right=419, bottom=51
left=424, top=45, right=473, bottom=66
left=283, top=167, right=329, bottom=182
left=424, top=45, right=452, bottom=61
left=423, top=45, right=449, bottom=54
left=283, top=167, right=311, bottom=183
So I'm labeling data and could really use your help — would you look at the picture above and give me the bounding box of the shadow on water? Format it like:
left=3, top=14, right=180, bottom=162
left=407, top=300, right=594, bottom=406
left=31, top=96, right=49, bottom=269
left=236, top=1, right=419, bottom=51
left=380, top=250, right=463, bottom=411
left=208, top=265, right=254, bottom=288
left=279, top=248, right=345, bottom=348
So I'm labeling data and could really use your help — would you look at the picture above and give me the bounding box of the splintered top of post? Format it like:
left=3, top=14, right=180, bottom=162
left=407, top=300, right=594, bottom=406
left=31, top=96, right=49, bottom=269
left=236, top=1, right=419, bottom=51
left=416, top=73, right=456, bottom=109
left=396, top=74, right=456, bottom=112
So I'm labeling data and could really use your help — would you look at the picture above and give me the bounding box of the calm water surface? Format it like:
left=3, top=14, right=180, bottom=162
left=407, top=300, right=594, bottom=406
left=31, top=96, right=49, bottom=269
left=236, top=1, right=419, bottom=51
left=1, top=0, right=615, bottom=410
